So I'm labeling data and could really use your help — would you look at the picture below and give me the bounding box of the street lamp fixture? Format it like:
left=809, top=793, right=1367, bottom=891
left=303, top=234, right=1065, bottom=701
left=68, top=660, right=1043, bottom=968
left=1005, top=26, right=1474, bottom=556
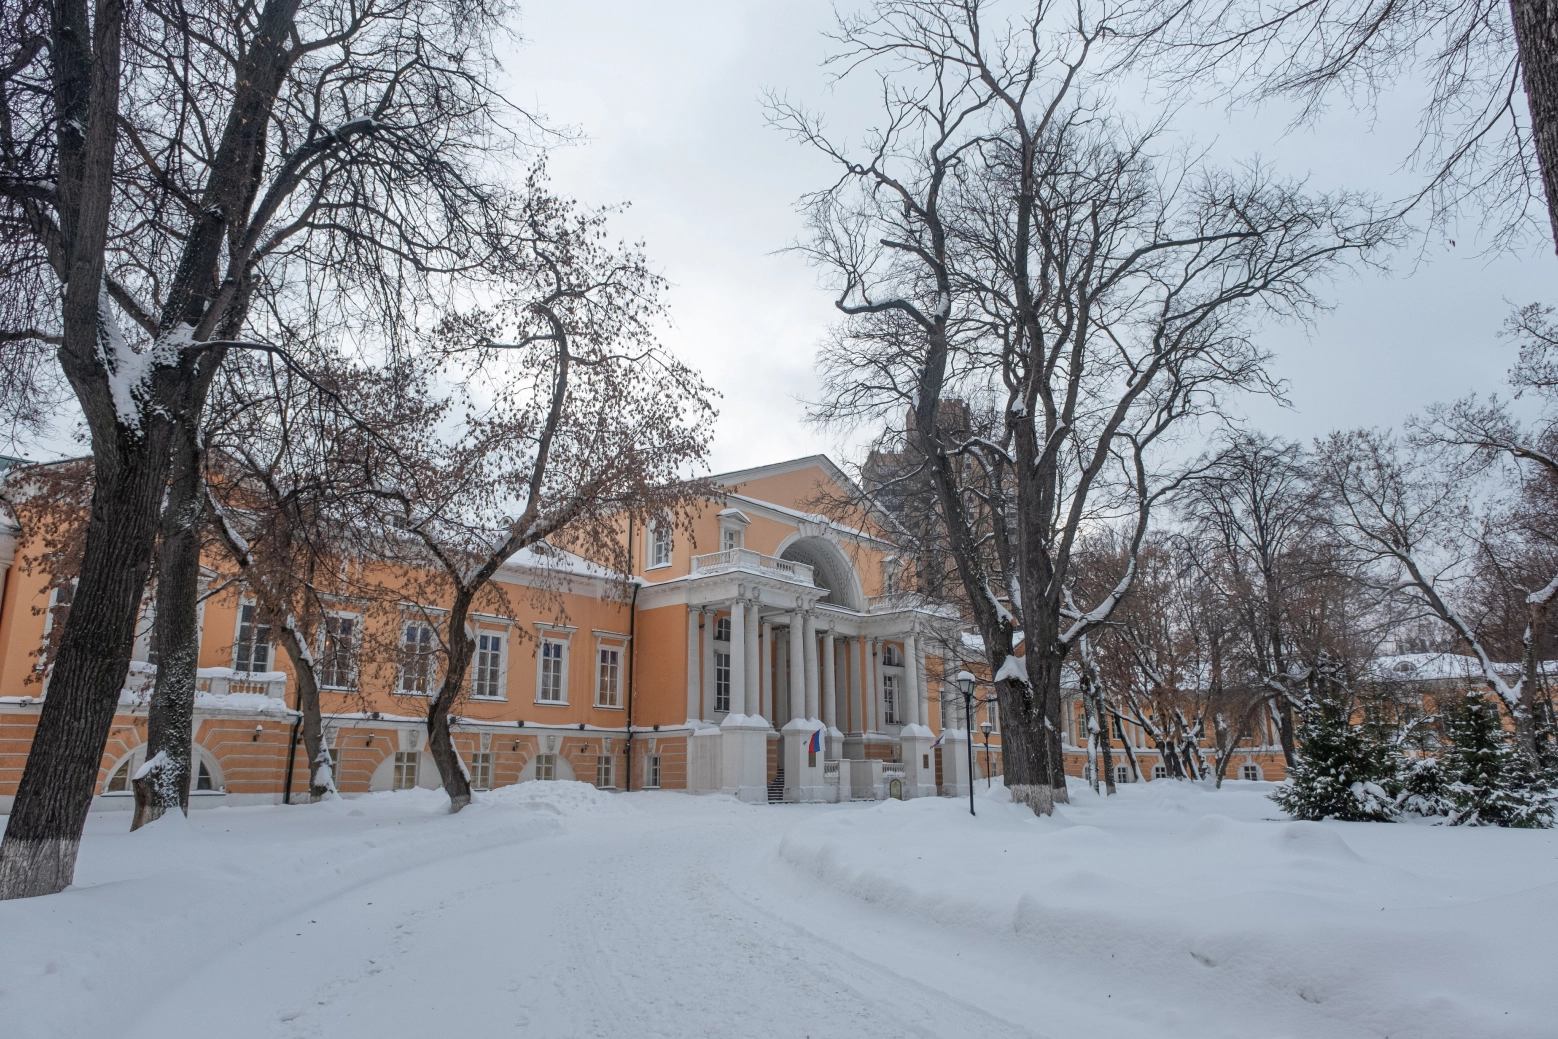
left=979, top=720, right=993, bottom=789
left=956, top=670, right=976, bottom=817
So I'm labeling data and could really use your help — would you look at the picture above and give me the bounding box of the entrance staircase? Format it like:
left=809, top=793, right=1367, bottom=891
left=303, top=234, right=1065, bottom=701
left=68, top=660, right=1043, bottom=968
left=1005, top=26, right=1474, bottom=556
left=767, top=766, right=785, bottom=803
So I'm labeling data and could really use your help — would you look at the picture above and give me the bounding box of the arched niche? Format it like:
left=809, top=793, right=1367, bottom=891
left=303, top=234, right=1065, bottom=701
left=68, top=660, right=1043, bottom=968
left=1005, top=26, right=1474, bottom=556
left=777, top=535, right=865, bottom=612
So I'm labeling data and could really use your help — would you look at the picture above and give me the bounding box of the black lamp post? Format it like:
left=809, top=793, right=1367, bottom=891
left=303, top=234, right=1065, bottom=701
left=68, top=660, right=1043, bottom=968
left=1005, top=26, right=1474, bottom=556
left=980, top=720, right=993, bottom=789
left=956, top=670, right=976, bottom=816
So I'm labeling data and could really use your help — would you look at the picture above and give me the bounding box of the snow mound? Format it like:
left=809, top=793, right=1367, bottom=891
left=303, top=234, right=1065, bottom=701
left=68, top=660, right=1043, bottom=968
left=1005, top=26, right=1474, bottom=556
left=475, top=779, right=627, bottom=817
left=775, top=780, right=1556, bottom=1039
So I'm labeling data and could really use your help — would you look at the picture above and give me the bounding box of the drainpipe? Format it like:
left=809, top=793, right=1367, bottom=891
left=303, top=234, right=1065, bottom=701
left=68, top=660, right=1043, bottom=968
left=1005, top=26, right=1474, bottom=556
left=624, top=578, right=641, bottom=791
left=623, top=517, right=637, bottom=792
left=282, top=682, right=303, bottom=805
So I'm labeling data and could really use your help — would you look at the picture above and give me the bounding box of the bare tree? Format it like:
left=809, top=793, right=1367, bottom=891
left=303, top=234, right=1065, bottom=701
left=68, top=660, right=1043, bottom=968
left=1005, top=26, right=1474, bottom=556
left=776, top=0, right=1388, bottom=814
left=1132, top=0, right=1558, bottom=253
left=1180, top=433, right=1326, bottom=765
left=0, top=0, right=547, bottom=897
left=355, top=190, right=715, bottom=811
left=1311, top=427, right=1552, bottom=759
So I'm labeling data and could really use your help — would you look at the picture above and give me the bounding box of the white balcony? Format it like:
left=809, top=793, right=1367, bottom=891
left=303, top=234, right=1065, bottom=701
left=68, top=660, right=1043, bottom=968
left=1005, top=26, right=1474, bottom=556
left=690, top=548, right=816, bottom=585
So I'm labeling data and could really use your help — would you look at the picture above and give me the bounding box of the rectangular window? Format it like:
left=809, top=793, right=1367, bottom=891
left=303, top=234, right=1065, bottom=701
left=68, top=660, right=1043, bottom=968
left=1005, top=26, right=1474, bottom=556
left=649, top=522, right=673, bottom=568
left=714, top=650, right=732, bottom=713
left=883, top=674, right=900, bottom=724
left=721, top=528, right=741, bottom=552
left=646, top=755, right=661, bottom=789
left=534, top=752, right=556, bottom=781
left=596, top=753, right=615, bottom=789
left=234, top=600, right=272, bottom=673
left=320, top=613, right=360, bottom=689
left=399, top=621, right=438, bottom=694
left=538, top=639, right=567, bottom=702
left=472, top=632, right=505, bottom=699
left=988, top=699, right=999, bottom=734
left=393, top=751, right=419, bottom=790
left=135, top=598, right=158, bottom=665
left=470, top=752, right=492, bottom=790
left=44, top=580, right=74, bottom=637
left=596, top=646, right=621, bottom=707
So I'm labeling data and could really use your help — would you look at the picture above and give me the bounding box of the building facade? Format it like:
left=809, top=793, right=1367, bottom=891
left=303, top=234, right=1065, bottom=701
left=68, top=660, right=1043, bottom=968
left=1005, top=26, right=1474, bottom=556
left=0, top=456, right=1003, bottom=810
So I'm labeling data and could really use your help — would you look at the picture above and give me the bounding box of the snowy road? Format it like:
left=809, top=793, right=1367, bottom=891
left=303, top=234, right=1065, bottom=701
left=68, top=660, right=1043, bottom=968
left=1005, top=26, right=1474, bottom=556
left=4, top=781, right=1553, bottom=1039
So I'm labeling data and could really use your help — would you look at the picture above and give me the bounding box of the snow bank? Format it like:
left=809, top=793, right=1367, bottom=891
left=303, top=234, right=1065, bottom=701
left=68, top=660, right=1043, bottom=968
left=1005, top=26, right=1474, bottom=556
left=778, top=778, right=1556, bottom=1038
left=474, top=779, right=627, bottom=816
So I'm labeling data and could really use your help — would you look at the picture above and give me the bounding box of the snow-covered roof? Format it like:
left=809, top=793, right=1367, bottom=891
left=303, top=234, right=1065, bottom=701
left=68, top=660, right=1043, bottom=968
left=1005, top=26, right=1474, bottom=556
left=1365, top=652, right=1558, bottom=683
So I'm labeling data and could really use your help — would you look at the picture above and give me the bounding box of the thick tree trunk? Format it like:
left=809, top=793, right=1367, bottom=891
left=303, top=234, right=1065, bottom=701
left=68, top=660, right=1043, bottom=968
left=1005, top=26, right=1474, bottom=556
left=1276, top=699, right=1297, bottom=767
left=1001, top=651, right=1071, bottom=815
left=132, top=428, right=205, bottom=829
left=1510, top=0, right=1558, bottom=252
left=272, top=624, right=330, bottom=800
left=1099, top=709, right=1117, bottom=795
left=426, top=591, right=475, bottom=812
left=0, top=425, right=169, bottom=896
left=0, top=0, right=142, bottom=900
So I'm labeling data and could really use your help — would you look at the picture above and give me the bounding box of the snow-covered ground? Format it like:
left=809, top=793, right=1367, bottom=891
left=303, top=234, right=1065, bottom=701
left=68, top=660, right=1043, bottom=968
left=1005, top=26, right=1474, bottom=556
left=3, top=779, right=1552, bottom=1039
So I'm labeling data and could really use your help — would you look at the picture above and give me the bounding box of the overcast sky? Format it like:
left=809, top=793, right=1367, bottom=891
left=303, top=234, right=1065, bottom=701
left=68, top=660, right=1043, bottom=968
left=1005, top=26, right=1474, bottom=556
left=504, top=0, right=1558, bottom=476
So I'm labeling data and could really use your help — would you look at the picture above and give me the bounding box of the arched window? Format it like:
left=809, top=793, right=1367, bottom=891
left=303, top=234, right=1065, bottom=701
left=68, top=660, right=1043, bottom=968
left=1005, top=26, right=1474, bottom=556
left=714, top=616, right=731, bottom=642
left=882, top=643, right=902, bottom=667
left=103, top=749, right=222, bottom=794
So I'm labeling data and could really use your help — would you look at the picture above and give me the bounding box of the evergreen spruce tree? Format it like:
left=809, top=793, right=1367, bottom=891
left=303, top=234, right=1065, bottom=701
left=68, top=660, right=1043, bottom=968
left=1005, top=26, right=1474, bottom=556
left=1439, top=693, right=1555, bottom=828
left=1271, top=683, right=1399, bottom=822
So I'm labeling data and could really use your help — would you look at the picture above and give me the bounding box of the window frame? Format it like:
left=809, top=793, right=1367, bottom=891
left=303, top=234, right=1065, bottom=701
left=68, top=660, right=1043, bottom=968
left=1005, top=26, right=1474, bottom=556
left=318, top=611, right=362, bottom=691
left=469, top=751, right=493, bottom=790
left=882, top=673, right=900, bottom=725
left=392, top=750, right=420, bottom=790
left=595, top=753, right=615, bottom=790
left=595, top=641, right=623, bottom=708
left=233, top=596, right=274, bottom=674
left=534, top=625, right=574, bottom=705
left=397, top=617, right=440, bottom=695
left=646, top=754, right=661, bottom=789
left=470, top=629, right=507, bottom=700
left=714, top=649, right=732, bottom=713
left=534, top=752, right=557, bottom=781
left=647, top=521, right=673, bottom=570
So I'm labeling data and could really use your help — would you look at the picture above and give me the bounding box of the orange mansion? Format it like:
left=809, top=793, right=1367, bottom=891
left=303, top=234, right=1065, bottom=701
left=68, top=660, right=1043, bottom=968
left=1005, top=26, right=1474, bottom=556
left=0, top=455, right=1292, bottom=810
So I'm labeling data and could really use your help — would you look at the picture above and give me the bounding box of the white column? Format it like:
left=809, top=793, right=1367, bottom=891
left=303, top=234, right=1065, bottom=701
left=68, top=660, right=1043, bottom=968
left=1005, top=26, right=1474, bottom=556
left=685, top=605, right=700, bottom=723
left=788, top=614, right=805, bottom=720
left=821, top=631, right=837, bottom=732
left=743, top=600, right=761, bottom=716
left=869, top=639, right=882, bottom=731
left=700, top=608, right=715, bottom=721
left=760, top=620, right=773, bottom=723
left=843, top=637, right=857, bottom=734
left=729, top=599, right=747, bottom=718
left=903, top=633, right=921, bottom=727
left=803, top=613, right=820, bottom=721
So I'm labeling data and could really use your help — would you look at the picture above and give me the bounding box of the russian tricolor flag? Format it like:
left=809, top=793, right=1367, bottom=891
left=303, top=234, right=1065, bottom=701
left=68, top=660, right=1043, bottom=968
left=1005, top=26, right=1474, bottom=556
left=931, top=732, right=944, bottom=749
left=808, top=727, right=823, bottom=754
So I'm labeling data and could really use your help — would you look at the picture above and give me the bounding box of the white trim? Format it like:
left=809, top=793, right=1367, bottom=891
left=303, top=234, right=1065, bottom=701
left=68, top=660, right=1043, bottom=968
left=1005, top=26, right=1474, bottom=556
left=646, top=519, right=674, bottom=570
left=232, top=596, right=275, bottom=674
left=470, top=628, right=508, bottom=701
left=396, top=617, right=440, bottom=696
left=594, top=638, right=625, bottom=709
left=317, top=609, right=363, bottom=691
left=535, top=633, right=571, bottom=706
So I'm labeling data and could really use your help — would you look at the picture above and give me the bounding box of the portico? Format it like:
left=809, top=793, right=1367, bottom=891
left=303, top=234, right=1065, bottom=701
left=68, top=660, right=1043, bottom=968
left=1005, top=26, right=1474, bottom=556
left=656, top=533, right=956, bottom=803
